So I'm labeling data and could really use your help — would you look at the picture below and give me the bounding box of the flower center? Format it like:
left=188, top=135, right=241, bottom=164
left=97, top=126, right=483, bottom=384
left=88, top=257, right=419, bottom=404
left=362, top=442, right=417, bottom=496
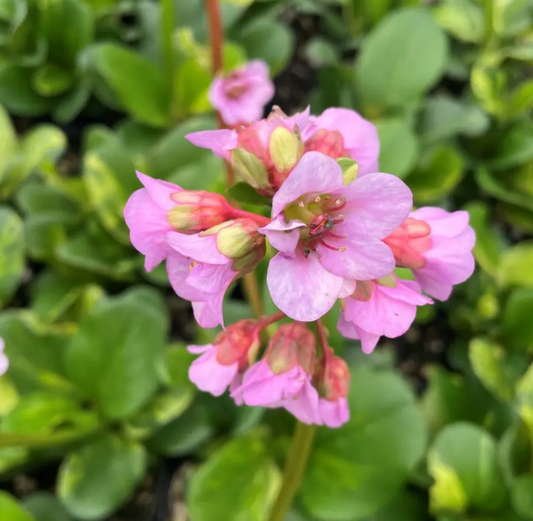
left=225, top=80, right=249, bottom=100
left=284, top=195, right=347, bottom=256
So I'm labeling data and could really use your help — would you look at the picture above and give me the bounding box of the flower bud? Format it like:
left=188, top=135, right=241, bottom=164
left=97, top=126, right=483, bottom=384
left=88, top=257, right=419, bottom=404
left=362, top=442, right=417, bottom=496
left=383, top=218, right=432, bottom=270
left=213, top=218, right=263, bottom=259
left=336, top=158, right=359, bottom=186
left=266, top=322, right=316, bottom=374
left=269, top=126, right=303, bottom=173
left=317, top=354, right=350, bottom=401
left=305, top=128, right=345, bottom=158
left=214, top=320, right=262, bottom=369
left=231, top=148, right=271, bottom=192
left=167, top=191, right=234, bottom=233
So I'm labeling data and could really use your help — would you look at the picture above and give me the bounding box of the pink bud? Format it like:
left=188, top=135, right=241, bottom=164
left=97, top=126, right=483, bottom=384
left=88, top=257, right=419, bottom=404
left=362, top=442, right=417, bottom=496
left=383, top=217, right=432, bottom=270
left=167, top=191, right=234, bottom=233
left=214, top=320, right=261, bottom=370
left=265, top=322, right=316, bottom=375
left=318, top=355, right=351, bottom=402
left=305, top=128, right=345, bottom=158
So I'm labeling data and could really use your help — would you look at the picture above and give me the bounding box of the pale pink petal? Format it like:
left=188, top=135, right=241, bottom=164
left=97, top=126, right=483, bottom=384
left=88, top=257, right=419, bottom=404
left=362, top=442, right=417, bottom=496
left=188, top=348, right=239, bottom=396
left=319, top=397, right=349, bottom=428
left=267, top=252, right=344, bottom=321
left=379, top=278, right=432, bottom=306
left=271, top=152, right=345, bottom=216
left=192, top=301, right=222, bottom=329
left=187, top=263, right=236, bottom=295
left=185, top=129, right=237, bottom=160
left=165, top=231, right=229, bottom=264
left=246, top=59, right=270, bottom=77
left=167, top=253, right=206, bottom=301
left=188, top=344, right=213, bottom=354
left=317, top=235, right=395, bottom=281
left=410, top=207, right=470, bottom=237
left=343, top=173, right=413, bottom=238
left=258, top=216, right=305, bottom=255
left=358, top=329, right=381, bottom=354
left=136, top=172, right=181, bottom=212
left=124, top=189, right=172, bottom=271
left=338, top=279, right=356, bottom=298
left=337, top=316, right=380, bottom=354
left=282, top=379, right=322, bottom=425
left=230, top=375, right=243, bottom=406
left=313, top=108, right=379, bottom=176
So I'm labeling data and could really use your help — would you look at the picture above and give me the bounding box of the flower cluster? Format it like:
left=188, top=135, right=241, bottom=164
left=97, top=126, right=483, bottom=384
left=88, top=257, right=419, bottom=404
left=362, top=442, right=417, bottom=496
left=124, top=97, right=475, bottom=427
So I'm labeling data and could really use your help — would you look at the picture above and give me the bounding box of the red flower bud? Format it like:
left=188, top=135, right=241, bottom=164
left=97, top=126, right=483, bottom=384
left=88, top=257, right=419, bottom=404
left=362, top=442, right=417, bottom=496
left=167, top=191, right=235, bottom=233
left=383, top=217, right=432, bottom=270
left=265, top=322, right=316, bottom=374
left=214, top=320, right=261, bottom=370
left=317, top=354, right=350, bottom=402
left=305, top=129, right=345, bottom=158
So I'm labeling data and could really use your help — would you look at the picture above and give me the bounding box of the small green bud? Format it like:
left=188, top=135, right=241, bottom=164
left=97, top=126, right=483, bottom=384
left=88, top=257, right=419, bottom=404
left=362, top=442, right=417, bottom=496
left=231, top=148, right=270, bottom=191
left=269, top=127, right=303, bottom=172
left=336, top=157, right=359, bottom=186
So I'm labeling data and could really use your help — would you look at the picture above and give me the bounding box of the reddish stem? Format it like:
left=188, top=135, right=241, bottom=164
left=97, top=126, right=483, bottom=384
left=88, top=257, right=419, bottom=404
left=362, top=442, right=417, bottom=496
left=230, top=207, right=271, bottom=227
left=316, top=320, right=333, bottom=359
left=204, top=0, right=235, bottom=185
left=258, top=311, right=286, bottom=328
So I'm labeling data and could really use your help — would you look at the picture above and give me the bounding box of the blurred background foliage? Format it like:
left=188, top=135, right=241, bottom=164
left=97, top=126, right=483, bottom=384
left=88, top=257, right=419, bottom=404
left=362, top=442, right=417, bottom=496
left=0, top=0, right=532, bottom=520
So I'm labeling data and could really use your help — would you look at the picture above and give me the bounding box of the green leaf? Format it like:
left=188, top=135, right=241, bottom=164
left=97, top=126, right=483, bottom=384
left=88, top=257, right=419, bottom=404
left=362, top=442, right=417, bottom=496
left=499, top=421, right=531, bottom=486
left=234, top=18, right=294, bottom=75
left=0, top=103, right=17, bottom=183
left=503, top=288, right=533, bottom=352
left=498, top=241, right=533, bottom=288
left=488, top=123, right=533, bottom=171
left=0, top=64, right=50, bottom=115
left=39, top=0, right=94, bottom=66
left=0, top=492, right=35, bottom=521
left=420, top=95, right=489, bottom=143
left=150, top=402, right=213, bottom=456
left=159, top=343, right=196, bottom=387
left=512, top=474, right=533, bottom=519
left=408, top=145, right=465, bottom=203
left=471, top=63, right=506, bottom=117
left=355, top=8, right=448, bottom=111
left=188, top=434, right=281, bottom=521
left=227, top=182, right=271, bottom=206
left=433, top=0, right=485, bottom=43
left=0, top=207, right=25, bottom=307
left=32, top=64, right=75, bottom=97
left=464, top=201, right=501, bottom=277
left=23, top=493, right=72, bottom=521
left=428, top=423, right=507, bottom=514
left=376, top=119, right=419, bottom=179
left=306, top=37, right=339, bottom=67
left=494, top=0, right=533, bottom=37
left=58, top=434, right=146, bottom=520
left=506, top=80, right=533, bottom=117
left=65, top=288, right=167, bottom=419
left=91, top=43, right=171, bottom=127
left=53, top=80, right=91, bottom=123
left=469, top=338, right=514, bottom=401
left=301, top=367, right=427, bottom=520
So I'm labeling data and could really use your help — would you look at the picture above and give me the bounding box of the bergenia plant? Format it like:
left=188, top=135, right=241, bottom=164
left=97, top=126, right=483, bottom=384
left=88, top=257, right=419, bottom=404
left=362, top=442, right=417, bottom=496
left=123, top=6, right=475, bottom=521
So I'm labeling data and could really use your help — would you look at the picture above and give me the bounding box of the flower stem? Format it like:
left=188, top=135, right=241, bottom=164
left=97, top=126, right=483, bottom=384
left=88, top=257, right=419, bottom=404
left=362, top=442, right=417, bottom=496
left=230, top=207, right=271, bottom=226
left=268, top=421, right=316, bottom=521
left=243, top=272, right=264, bottom=319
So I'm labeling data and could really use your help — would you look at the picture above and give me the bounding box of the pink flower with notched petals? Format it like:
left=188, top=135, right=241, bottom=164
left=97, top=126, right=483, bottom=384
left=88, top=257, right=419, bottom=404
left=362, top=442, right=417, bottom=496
left=384, top=207, right=475, bottom=301
left=338, top=277, right=432, bottom=354
left=259, top=152, right=412, bottom=322
left=210, top=60, right=275, bottom=127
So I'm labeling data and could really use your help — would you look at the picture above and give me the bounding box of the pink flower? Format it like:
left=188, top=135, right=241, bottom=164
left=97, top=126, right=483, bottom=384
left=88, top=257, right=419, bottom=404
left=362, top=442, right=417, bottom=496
left=166, top=218, right=266, bottom=328
left=209, top=60, right=275, bottom=127
left=337, top=277, right=432, bottom=354
left=384, top=207, right=476, bottom=300
left=260, top=152, right=412, bottom=321
left=232, top=322, right=322, bottom=425
left=187, top=320, right=261, bottom=396
left=186, top=106, right=380, bottom=192
left=124, top=172, right=234, bottom=271
left=316, top=353, right=350, bottom=428
left=0, top=338, right=8, bottom=376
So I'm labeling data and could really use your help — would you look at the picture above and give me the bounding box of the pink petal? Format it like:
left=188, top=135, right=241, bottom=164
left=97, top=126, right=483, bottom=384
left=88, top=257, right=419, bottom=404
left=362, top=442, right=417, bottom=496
left=343, top=173, right=413, bottom=238
left=319, top=397, right=349, bottom=428
left=136, top=172, right=181, bottom=212
left=166, top=253, right=206, bottom=301
left=188, top=344, right=213, bottom=354
left=192, top=301, right=223, bottom=329
left=337, top=316, right=380, bottom=354
left=188, top=348, right=239, bottom=396
left=267, top=252, right=344, bottom=321
left=358, top=329, right=381, bottom=354
left=124, top=188, right=172, bottom=271
left=282, top=379, right=322, bottom=425
left=258, top=216, right=305, bottom=255
left=165, top=232, right=229, bottom=264
left=318, top=234, right=395, bottom=280
left=185, top=129, right=237, bottom=160
left=313, top=108, right=379, bottom=176
left=187, top=262, right=236, bottom=295
left=271, top=152, right=345, bottom=217
left=338, top=279, right=356, bottom=298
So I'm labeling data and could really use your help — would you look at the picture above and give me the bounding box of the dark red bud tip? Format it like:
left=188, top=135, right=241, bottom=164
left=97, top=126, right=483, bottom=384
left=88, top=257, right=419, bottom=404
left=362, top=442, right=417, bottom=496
left=266, top=322, right=316, bottom=374
left=215, top=320, right=261, bottom=369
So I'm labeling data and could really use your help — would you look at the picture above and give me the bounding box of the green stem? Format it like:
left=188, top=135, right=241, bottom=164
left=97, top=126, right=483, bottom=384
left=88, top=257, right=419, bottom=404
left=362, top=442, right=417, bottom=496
left=161, top=0, right=175, bottom=85
left=268, top=421, right=316, bottom=521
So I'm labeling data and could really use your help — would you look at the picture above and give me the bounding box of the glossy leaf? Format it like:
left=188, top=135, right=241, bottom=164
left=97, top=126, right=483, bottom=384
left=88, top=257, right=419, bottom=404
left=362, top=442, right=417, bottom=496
left=376, top=119, right=419, bottom=179
left=0, top=492, right=34, bottom=521
left=0, top=207, right=25, bottom=307
left=503, top=288, right=533, bottom=352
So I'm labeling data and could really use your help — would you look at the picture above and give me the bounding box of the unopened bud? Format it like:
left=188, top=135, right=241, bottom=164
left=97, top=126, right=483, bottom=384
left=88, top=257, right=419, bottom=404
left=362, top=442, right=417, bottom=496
left=305, top=128, right=345, bottom=158
left=383, top=218, right=432, bottom=270
left=167, top=191, right=234, bottom=233
left=214, top=218, right=264, bottom=260
left=318, top=355, right=350, bottom=401
left=375, top=274, right=397, bottom=288
left=266, top=322, right=315, bottom=374
left=215, top=320, right=261, bottom=369
left=269, top=126, right=303, bottom=172
left=231, top=148, right=271, bottom=192
left=336, top=158, right=359, bottom=186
